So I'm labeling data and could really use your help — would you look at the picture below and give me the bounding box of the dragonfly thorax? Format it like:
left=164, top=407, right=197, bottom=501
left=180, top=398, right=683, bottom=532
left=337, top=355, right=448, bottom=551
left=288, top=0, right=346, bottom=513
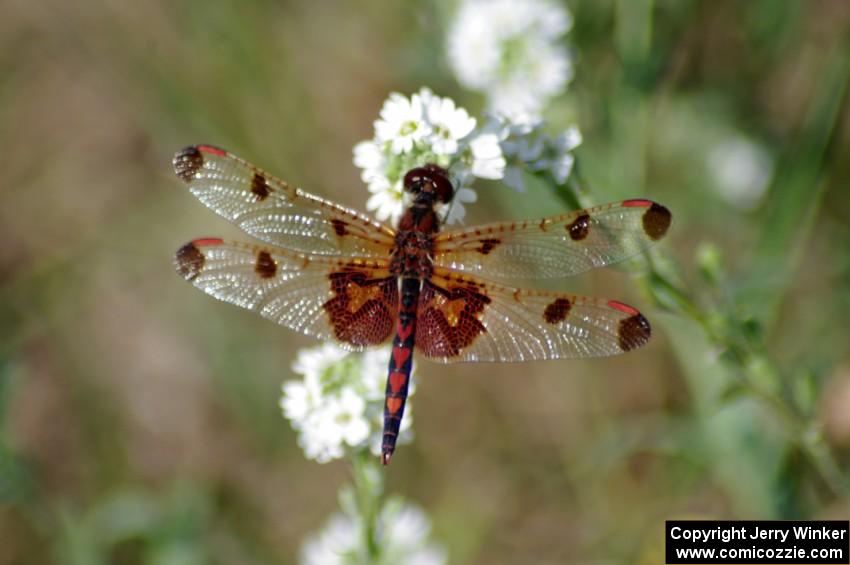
left=390, top=230, right=434, bottom=278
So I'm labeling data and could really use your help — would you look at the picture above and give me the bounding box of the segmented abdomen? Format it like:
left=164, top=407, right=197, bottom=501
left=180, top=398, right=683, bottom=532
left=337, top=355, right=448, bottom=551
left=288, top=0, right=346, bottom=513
left=381, top=276, right=419, bottom=465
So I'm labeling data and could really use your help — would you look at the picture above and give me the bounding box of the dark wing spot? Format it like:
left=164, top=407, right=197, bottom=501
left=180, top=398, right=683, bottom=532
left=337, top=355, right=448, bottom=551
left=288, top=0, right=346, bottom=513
left=323, top=271, right=397, bottom=347
left=331, top=219, right=349, bottom=236
left=251, top=172, right=271, bottom=201
left=174, top=242, right=205, bottom=280
left=173, top=146, right=204, bottom=182
left=477, top=238, right=501, bottom=255
left=642, top=203, right=671, bottom=241
left=255, top=250, right=277, bottom=278
left=416, top=282, right=490, bottom=358
left=618, top=313, right=651, bottom=351
left=543, top=298, right=572, bottom=324
left=567, top=214, right=590, bottom=241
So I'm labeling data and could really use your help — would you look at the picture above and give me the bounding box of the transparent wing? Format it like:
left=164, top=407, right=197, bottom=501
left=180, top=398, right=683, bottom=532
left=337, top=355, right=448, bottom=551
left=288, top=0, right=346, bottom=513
left=174, top=238, right=398, bottom=349
left=416, top=268, right=652, bottom=363
left=433, top=199, right=671, bottom=280
left=173, top=145, right=396, bottom=258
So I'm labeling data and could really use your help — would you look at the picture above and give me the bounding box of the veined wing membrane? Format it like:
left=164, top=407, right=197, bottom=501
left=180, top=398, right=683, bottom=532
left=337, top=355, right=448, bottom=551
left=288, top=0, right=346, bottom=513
left=416, top=268, right=652, bottom=363
left=173, top=145, right=396, bottom=258
left=433, top=199, right=671, bottom=280
left=174, top=238, right=397, bottom=349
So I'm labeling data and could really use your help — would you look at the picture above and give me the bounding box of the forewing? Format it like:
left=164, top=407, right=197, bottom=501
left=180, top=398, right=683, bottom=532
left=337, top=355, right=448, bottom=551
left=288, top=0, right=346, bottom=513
left=174, top=238, right=398, bottom=349
left=416, top=268, right=651, bottom=363
left=433, top=199, right=671, bottom=280
left=173, top=145, right=395, bottom=257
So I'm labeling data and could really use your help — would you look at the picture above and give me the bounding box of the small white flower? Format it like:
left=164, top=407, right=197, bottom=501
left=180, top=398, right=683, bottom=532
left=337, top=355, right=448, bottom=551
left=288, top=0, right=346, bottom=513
left=501, top=166, right=526, bottom=193
left=353, top=140, right=387, bottom=183
left=298, top=411, right=346, bottom=463
left=424, top=95, right=477, bottom=155
left=375, top=92, right=432, bottom=154
left=533, top=125, right=583, bottom=183
left=300, top=499, right=447, bottom=565
left=281, top=380, right=313, bottom=424
left=281, top=343, right=416, bottom=464
left=291, top=342, right=349, bottom=383
left=500, top=120, right=582, bottom=191
left=707, top=135, right=773, bottom=210
left=333, top=387, right=371, bottom=447
left=554, top=125, right=582, bottom=153
left=549, top=152, right=575, bottom=184
left=366, top=174, right=405, bottom=224
left=300, top=513, right=358, bottom=564
left=503, top=134, right=545, bottom=164
left=468, top=130, right=506, bottom=180
left=499, top=119, right=543, bottom=192
left=447, top=0, right=574, bottom=122
left=502, top=136, right=544, bottom=192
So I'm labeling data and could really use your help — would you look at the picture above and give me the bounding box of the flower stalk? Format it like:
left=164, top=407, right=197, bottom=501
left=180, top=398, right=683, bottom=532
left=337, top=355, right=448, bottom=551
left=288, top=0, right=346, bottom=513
left=351, top=451, right=383, bottom=562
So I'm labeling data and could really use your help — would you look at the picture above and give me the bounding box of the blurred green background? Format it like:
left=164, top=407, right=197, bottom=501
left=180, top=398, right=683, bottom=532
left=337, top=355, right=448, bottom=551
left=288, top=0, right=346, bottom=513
left=2, top=0, right=850, bottom=563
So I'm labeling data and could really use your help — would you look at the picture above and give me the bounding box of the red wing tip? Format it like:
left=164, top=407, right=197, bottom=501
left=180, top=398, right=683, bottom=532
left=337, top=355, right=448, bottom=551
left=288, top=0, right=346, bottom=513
left=622, top=198, right=655, bottom=208
left=607, top=300, right=640, bottom=315
left=191, top=237, right=224, bottom=247
left=196, top=144, right=227, bottom=156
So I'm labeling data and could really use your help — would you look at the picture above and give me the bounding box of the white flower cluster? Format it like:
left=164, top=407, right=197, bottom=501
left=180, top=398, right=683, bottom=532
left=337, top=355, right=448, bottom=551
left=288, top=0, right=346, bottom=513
left=300, top=499, right=447, bottom=565
left=447, top=0, right=574, bottom=123
left=354, top=87, right=505, bottom=226
left=354, top=89, right=582, bottom=225
left=501, top=120, right=582, bottom=192
left=280, top=343, right=414, bottom=464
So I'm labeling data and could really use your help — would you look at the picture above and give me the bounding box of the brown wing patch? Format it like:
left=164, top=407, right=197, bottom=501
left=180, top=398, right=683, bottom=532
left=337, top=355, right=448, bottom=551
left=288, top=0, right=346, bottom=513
left=543, top=298, right=572, bottom=324
left=416, top=280, right=490, bottom=358
left=250, top=172, right=271, bottom=201
left=331, top=219, right=349, bottom=236
left=643, top=203, right=672, bottom=240
left=618, top=313, right=651, bottom=351
left=255, top=250, right=277, bottom=278
left=477, top=238, right=501, bottom=255
left=174, top=241, right=206, bottom=280
left=173, top=146, right=204, bottom=182
left=324, top=269, right=397, bottom=347
left=567, top=213, right=590, bottom=241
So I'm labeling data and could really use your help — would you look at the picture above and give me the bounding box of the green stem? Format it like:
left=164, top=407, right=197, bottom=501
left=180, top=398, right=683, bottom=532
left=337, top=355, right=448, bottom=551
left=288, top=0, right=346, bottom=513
left=351, top=451, right=383, bottom=562
left=656, top=268, right=849, bottom=497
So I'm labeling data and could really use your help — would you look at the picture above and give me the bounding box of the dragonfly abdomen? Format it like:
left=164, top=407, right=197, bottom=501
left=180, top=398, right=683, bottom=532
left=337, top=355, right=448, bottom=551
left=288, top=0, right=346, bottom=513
left=382, top=276, right=420, bottom=465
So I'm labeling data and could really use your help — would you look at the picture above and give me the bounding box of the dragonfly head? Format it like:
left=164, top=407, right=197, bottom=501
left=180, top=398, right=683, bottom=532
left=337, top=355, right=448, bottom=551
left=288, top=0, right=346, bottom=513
left=403, top=164, right=454, bottom=204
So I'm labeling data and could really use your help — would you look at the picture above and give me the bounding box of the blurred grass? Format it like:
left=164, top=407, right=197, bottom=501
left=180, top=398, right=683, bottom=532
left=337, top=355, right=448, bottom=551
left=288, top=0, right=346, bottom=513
left=2, top=0, right=850, bottom=563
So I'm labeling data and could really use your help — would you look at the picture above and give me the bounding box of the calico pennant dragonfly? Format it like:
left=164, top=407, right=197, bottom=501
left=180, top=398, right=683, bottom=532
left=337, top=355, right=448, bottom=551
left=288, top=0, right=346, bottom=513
left=172, top=145, right=671, bottom=464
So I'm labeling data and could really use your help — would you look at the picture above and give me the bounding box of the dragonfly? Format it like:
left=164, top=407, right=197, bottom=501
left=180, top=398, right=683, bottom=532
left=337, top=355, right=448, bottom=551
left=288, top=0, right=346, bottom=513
left=172, top=144, right=672, bottom=465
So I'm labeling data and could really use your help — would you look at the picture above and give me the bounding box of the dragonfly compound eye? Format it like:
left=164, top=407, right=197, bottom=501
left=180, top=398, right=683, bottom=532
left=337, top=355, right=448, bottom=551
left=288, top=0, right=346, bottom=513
left=424, top=164, right=454, bottom=203
left=403, top=165, right=454, bottom=203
